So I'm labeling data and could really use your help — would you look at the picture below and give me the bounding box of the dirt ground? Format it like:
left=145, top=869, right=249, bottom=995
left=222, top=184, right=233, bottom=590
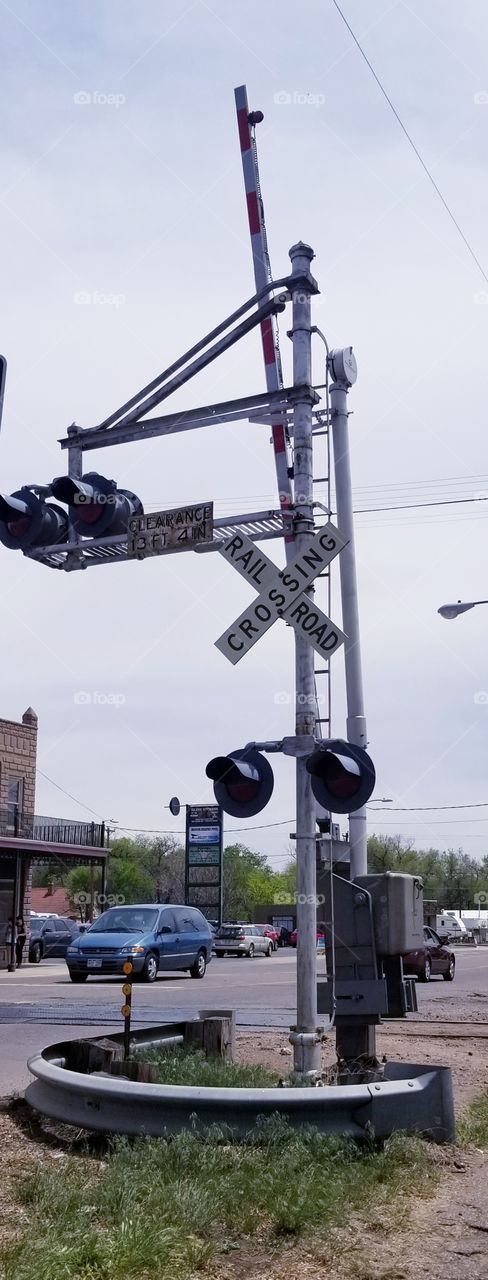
left=232, top=1023, right=488, bottom=1280
left=1, top=1018, right=488, bottom=1279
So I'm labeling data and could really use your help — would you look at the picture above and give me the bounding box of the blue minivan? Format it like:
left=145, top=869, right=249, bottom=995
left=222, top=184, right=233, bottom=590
left=65, top=903, right=213, bottom=983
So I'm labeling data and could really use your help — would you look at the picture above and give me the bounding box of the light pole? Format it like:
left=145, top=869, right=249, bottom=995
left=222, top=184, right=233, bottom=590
left=438, top=600, right=488, bottom=620
left=329, top=347, right=368, bottom=880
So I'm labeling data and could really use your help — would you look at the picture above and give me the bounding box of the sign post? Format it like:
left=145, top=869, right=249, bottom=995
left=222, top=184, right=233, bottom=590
left=185, top=804, right=223, bottom=925
left=121, top=961, right=133, bottom=1060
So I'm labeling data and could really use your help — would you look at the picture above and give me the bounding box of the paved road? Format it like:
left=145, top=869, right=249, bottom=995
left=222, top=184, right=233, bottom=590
left=1, top=947, right=487, bottom=1094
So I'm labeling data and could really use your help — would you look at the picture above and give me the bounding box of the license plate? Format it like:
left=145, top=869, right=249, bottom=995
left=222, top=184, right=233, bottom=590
left=87, top=958, right=102, bottom=968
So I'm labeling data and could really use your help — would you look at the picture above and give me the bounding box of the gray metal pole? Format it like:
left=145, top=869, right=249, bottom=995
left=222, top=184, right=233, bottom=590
left=329, top=367, right=367, bottom=880
left=289, top=243, right=321, bottom=1077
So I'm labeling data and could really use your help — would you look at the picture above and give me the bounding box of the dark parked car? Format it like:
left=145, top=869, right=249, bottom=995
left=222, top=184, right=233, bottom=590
left=403, top=926, right=455, bottom=982
left=65, top=903, right=213, bottom=983
left=29, top=915, right=81, bottom=963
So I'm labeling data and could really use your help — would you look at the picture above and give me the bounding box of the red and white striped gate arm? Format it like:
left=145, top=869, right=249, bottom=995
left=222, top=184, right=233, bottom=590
left=234, top=84, right=295, bottom=555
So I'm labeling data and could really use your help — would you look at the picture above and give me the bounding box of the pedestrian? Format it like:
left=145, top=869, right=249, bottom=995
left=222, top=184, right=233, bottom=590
left=5, top=918, right=14, bottom=946
left=15, top=915, right=26, bottom=967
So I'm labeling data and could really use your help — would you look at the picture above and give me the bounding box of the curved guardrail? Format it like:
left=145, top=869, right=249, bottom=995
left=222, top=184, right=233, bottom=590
left=25, top=1025, right=455, bottom=1143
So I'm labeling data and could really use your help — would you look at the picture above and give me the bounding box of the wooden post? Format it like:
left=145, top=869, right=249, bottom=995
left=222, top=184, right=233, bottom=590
left=184, top=1016, right=232, bottom=1060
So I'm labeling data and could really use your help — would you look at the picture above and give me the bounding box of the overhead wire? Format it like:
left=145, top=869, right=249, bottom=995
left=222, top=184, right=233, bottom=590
left=330, top=0, right=488, bottom=286
left=36, top=768, right=108, bottom=822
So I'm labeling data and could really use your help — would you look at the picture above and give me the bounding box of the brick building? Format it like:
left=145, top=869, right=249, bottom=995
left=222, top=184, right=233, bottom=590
left=0, top=708, right=38, bottom=958
left=0, top=707, right=109, bottom=970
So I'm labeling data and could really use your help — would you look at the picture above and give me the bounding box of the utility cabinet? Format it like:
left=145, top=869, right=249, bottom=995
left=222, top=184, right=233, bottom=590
left=356, top=872, right=424, bottom=955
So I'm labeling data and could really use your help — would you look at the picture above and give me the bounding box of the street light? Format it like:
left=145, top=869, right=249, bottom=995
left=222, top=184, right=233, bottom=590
left=438, top=599, right=488, bottom=620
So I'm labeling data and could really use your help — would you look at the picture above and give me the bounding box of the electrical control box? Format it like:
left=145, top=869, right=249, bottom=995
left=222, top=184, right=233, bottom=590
left=355, top=872, right=424, bottom=956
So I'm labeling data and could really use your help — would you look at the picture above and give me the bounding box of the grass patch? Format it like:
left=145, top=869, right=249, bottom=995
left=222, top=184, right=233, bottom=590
left=458, top=1092, right=488, bottom=1147
left=139, top=1044, right=282, bottom=1088
left=1, top=1115, right=436, bottom=1280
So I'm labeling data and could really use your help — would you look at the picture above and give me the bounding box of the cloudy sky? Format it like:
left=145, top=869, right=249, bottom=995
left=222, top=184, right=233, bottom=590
left=1, top=0, right=488, bottom=867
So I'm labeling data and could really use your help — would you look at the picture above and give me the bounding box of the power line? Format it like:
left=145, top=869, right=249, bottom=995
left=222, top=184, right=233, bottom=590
left=36, top=768, right=108, bottom=821
left=355, top=496, right=488, bottom=515
left=369, top=802, right=488, bottom=812
left=145, top=478, right=488, bottom=510
left=112, top=817, right=295, bottom=837
left=145, top=493, right=488, bottom=520
left=330, top=0, right=488, bottom=286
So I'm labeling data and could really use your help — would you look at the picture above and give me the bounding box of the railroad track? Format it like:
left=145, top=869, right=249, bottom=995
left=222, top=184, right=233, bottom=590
left=382, top=1018, right=488, bottom=1038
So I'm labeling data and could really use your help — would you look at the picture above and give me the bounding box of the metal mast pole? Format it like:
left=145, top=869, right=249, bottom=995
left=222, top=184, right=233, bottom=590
left=329, top=361, right=367, bottom=879
left=289, top=242, right=321, bottom=1077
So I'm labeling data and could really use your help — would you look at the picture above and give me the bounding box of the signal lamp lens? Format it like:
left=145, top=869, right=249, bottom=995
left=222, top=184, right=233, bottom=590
left=324, top=758, right=361, bottom=799
left=7, top=517, right=30, bottom=536
left=76, top=503, right=105, bottom=525
left=227, top=780, right=260, bottom=802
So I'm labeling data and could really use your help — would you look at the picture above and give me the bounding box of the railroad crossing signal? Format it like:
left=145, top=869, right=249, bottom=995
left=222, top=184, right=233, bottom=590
left=206, top=747, right=274, bottom=817
left=215, top=524, right=348, bottom=665
left=51, top=471, right=142, bottom=537
left=0, top=488, right=69, bottom=550
left=206, top=738, right=375, bottom=818
left=306, top=740, right=376, bottom=814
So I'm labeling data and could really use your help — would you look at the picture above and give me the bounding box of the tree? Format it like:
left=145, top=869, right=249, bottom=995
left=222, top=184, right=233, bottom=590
left=137, top=837, right=185, bottom=903
left=222, top=845, right=297, bottom=919
left=439, top=850, right=478, bottom=910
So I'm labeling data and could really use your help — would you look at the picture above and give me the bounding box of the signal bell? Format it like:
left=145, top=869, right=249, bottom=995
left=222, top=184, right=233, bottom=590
left=306, top=739, right=376, bottom=814
left=206, top=747, right=274, bottom=818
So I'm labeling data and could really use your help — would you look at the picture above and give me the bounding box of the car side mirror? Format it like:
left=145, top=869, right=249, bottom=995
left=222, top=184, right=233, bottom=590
left=79, top=925, right=87, bottom=933
left=159, top=925, right=172, bottom=935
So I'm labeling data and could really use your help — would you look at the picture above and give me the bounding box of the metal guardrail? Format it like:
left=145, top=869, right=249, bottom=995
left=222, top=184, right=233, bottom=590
left=0, top=812, right=107, bottom=847
left=25, top=1023, right=456, bottom=1143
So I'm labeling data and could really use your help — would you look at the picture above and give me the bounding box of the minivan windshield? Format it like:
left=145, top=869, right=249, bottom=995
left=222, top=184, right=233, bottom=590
left=90, top=907, right=159, bottom=934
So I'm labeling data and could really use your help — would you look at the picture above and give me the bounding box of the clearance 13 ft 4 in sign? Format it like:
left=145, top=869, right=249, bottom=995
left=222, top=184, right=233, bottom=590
left=215, top=523, right=348, bottom=664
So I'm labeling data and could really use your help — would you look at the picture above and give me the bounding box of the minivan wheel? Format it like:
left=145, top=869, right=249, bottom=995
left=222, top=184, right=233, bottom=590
left=248, top=943, right=255, bottom=958
left=443, top=957, right=455, bottom=982
left=30, top=942, right=42, bottom=964
left=190, top=950, right=207, bottom=979
left=141, top=953, right=158, bottom=983
left=420, top=956, right=432, bottom=983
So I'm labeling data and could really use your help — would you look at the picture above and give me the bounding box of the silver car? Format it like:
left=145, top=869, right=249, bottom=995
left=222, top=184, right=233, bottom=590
left=214, top=923, right=272, bottom=958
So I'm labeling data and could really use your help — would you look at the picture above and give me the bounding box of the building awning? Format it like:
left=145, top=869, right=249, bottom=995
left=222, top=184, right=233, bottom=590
left=0, top=837, right=109, bottom=861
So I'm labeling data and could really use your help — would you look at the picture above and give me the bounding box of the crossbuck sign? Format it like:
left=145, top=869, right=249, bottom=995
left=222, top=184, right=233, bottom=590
left=215, top=522, right=348, bottom=665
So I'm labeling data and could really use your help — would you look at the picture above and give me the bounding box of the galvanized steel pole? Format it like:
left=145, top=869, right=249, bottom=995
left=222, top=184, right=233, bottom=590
left=329, top=370, right=367, bottom=879
left=289, top=243, right=321, bottom=1076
